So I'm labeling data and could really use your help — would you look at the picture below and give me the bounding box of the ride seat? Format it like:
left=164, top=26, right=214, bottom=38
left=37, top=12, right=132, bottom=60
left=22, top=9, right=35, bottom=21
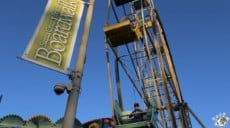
left=104, top=20, right=140, bottom=47
left=113, top=0, right=135, bottom=6
left=119, top=111, right=132, bottom=123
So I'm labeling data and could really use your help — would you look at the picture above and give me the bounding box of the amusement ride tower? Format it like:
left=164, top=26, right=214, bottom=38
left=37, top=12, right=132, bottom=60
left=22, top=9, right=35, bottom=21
left=104, top=0, right=205, bottom=127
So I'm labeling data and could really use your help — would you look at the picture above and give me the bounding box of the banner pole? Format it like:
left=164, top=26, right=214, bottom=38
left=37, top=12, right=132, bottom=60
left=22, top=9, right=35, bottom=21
left=63, top=0, right=95, bottom=128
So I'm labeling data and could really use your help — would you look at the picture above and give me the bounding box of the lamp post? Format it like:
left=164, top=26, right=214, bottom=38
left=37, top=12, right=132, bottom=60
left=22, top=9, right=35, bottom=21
left=61, top=0, right=95, bottom=128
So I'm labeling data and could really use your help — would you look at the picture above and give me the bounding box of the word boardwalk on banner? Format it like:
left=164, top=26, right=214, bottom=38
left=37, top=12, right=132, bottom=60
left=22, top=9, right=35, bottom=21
left=22, top=0, right=84, bottom=74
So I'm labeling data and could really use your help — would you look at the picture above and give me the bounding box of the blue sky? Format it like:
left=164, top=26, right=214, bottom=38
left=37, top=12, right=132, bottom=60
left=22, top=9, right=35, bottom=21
left=0, top=0, right=229, bottom=127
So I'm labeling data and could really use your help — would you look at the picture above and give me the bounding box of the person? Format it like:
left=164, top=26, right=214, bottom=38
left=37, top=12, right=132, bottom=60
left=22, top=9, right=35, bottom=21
left=129, top=102, right=145, bottom=122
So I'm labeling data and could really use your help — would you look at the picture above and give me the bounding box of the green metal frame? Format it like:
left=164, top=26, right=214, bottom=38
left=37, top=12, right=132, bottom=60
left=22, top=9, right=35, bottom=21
left=113, top=100, right=157, bottom=128
left=115, top=121, right=150, bottom=128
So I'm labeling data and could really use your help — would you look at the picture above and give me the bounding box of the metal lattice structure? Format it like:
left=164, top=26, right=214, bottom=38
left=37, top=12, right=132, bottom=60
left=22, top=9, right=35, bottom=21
left=104, top=0, right=205, bottom=127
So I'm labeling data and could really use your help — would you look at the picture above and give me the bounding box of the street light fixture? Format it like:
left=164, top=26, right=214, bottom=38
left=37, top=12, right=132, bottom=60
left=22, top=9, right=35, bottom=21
left=53, top=84, right=72, bottom=95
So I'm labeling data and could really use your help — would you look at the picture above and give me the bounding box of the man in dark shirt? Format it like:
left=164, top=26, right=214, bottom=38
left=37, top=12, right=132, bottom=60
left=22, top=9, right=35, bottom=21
left=129, top=102, right=144, bottom=122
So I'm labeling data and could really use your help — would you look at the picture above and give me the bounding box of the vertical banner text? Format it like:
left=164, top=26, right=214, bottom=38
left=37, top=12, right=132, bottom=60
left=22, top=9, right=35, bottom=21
left=22, top=0, right=84, bottom=73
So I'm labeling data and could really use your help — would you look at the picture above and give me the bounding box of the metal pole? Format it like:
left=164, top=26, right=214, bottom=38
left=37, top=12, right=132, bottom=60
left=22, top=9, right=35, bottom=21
left=114, top=51, right=124, bottom=111
left=0, top=95, right=3, bottom=103
left=63, top=0, right=95, bottom=128
left=104, top=40, right=116, bottom=122
left=187, top=105, right=206, bottom=128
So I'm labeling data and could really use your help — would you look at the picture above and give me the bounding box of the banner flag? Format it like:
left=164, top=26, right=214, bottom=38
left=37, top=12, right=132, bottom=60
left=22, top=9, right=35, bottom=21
left=22, top=0, right=84, bottom=74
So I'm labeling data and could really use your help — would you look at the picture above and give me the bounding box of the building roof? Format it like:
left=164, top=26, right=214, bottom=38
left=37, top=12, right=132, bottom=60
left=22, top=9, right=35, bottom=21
left=0, top=114, right=82, bottom=128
